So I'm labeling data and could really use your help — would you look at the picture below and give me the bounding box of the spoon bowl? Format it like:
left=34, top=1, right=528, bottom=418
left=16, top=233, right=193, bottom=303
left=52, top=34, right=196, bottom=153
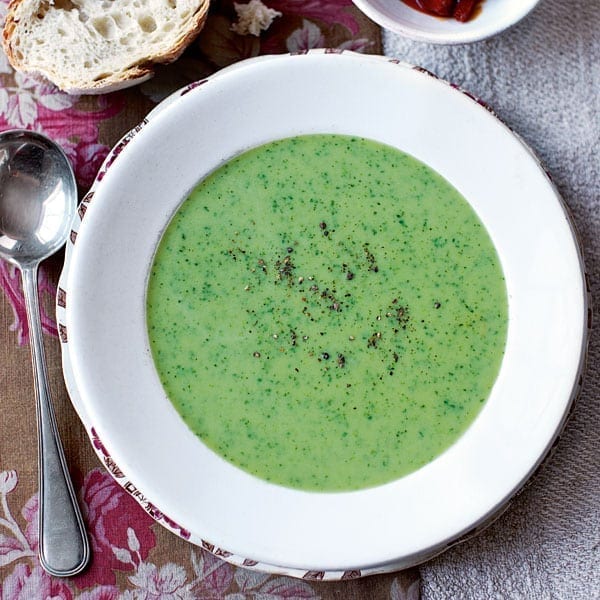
left=0, top=129, right=89, bottom=577
left=0, top=130, right=76, bottom=266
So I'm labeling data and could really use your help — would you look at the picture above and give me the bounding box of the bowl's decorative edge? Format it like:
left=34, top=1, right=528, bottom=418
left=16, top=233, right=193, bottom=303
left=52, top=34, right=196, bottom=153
left=55, top=49, right=591, bottom=580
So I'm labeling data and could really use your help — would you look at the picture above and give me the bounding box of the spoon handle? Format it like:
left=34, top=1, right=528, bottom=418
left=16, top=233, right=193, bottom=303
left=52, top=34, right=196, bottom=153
left=21, top=265, right=90, bottom=577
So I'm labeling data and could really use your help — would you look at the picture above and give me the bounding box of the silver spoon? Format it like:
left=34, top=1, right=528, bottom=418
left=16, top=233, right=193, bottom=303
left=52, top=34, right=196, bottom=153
left=0, top=129, right=89, bottom=576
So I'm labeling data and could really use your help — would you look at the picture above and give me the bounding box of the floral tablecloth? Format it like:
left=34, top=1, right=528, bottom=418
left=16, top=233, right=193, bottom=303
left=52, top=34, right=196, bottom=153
left=0, top=1, right=420, bottom=598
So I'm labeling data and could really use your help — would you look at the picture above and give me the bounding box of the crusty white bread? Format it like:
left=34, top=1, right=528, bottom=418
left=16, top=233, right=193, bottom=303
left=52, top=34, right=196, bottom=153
left=2, top=0, right=210, bottom=94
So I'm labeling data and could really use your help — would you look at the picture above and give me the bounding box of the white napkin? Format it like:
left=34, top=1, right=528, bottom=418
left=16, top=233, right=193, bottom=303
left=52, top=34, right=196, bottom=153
left=384, top=1, right=599, bottom=598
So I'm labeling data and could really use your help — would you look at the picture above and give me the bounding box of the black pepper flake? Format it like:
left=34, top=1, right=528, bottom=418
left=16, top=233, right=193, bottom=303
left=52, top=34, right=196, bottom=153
left=257, top=258, right=267, bottom=274
left=387, top=302, right=410, bottom=329
left=346, top=271, right=354, bottom=280
left=275, top=255, right=295, bottom=285
left=287, top=247, right=294, bottom=253
left=337, top=354, right=346, bottom=368
left=253, top=352, right=261, bottom=358
left=363, top=244, right=379, bottom=273
left=319, top=221, right=327, bottom=230
left=318, top=288, right=342, bottom=312
left=434, top=301, right=441, bottom=309
left=321, top=352, right=330, bottom=360
left=367, top=333, right=381, bottom=348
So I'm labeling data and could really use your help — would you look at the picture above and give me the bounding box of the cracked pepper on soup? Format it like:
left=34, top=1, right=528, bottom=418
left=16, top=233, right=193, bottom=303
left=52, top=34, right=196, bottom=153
left=147, top=134, right=507, bottom=491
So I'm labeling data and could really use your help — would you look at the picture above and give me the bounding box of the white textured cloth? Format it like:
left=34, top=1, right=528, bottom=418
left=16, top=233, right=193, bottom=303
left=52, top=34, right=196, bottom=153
left=384, top=1, right=599, bottom=598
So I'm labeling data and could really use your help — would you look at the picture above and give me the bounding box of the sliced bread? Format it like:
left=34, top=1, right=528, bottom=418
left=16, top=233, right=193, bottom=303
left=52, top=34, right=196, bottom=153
left=2, top=0, right=210, bottom=94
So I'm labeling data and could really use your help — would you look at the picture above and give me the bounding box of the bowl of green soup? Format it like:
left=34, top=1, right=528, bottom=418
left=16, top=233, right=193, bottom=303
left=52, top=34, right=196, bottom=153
left=58, top=50, right=588, bottom=578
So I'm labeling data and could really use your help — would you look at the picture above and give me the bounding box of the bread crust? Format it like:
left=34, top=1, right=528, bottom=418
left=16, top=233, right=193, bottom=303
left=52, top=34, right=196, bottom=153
left=2, top=0, right=210, bottom=94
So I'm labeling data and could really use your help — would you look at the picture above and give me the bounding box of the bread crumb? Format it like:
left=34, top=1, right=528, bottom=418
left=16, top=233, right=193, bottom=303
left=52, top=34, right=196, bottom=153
left=231, top=0, right=281, bottom=36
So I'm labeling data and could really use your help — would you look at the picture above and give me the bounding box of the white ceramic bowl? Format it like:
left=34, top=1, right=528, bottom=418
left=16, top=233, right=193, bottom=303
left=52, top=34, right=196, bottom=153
left=57, top=50, right=588, bottom=579
left=352, top=0, right=541, bottom=44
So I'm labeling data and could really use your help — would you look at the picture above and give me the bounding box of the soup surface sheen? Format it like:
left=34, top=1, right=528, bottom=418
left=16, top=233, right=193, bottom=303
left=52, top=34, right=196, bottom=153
left=147, top=135, right=507, bottom=491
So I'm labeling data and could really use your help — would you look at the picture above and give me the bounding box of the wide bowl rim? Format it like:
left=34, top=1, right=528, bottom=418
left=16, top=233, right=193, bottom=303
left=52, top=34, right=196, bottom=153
left=57, top=50, right=589, bottom=579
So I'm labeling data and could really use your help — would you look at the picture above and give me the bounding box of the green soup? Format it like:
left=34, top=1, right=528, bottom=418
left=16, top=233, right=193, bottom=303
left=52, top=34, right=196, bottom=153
left=147, top=135, right=507, bottom=491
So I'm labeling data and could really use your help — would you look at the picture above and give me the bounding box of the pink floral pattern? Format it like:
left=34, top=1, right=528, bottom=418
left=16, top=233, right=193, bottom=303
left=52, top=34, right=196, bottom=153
left=73, top=469, right=156, bottom=589
left=76, top=586, right=121, bottom=600
left=0, top=56, right=125, bottom=190
left=0, top=0, right=123, bottom=346
left=0, top=469, right=340, bottom=599
left=20, top=496, right=38, bottom=553
left=0, top=261, right=58, bottom=346
left=1, top=563, right=73, bottom=600
left=0, top=71, right=124, bottom=190
left=265, top=0, right=360, bottom=35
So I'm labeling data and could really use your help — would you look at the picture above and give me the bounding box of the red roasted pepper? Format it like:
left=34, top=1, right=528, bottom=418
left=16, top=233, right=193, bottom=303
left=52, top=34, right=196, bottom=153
left=453, top=0, right=478, bottom=22
left=403, top=0, right=482, bottom=22
left=416, top=0, right=456, bottom=17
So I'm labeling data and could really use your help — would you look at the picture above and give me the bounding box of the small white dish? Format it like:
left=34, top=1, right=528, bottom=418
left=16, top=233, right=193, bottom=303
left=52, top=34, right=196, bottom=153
left=57, top=50, right=588, bottom=579
left=352, top=0, right=541, bottom=44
